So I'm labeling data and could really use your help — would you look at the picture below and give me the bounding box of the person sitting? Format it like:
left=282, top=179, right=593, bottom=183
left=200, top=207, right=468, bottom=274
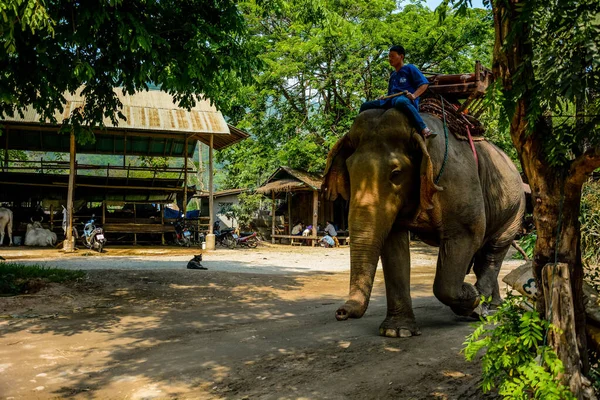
left=302, top=225, right=313, bottom=237
left=324, top=220, right=340, bottom=247
left=291, top=221, right=303, bottom=236
left=320, top=234, right=336, bottom=248
left=359, top=45, right=435, bottom=139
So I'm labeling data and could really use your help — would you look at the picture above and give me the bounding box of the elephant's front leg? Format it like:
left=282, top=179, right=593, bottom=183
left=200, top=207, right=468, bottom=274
left=379, top=229, right=420, bottom=338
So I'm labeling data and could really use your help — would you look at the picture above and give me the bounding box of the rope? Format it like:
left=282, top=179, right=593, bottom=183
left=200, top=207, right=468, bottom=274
left=434, top=95, right=450, bottom=185
left=540, top=170, right=566, bottom=365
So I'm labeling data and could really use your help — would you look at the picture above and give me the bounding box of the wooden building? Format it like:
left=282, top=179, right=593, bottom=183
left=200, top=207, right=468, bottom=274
left=256, top=166, right=347, bottom=244
left=0, top=89, right=248, bottom=249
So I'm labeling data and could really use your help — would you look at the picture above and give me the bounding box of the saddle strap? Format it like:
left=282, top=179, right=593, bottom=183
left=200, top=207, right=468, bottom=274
left=466, top=125, right=479, bottom=168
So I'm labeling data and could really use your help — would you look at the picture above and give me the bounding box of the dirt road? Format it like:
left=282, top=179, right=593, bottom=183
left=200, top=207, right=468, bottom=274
left=0, top=244, right=514, bottom=399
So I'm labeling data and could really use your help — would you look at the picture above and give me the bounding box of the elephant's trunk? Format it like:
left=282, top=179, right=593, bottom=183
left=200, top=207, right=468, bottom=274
left=336, top=205, right=390, bottom=320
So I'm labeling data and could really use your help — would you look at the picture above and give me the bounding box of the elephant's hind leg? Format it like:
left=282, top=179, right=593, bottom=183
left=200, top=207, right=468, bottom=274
left=473, top=240, right=512, bottom=310
left=433, top=233, right=483, bottom=316
left=379, top=229, right=420, bottom=338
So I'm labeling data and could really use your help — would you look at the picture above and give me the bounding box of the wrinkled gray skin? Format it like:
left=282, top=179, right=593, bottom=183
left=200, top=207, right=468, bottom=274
left=324, top=108, right=525, bottom=338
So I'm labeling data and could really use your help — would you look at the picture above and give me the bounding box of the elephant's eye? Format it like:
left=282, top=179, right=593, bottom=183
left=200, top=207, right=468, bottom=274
left=390, top=167, right=402, bottom=184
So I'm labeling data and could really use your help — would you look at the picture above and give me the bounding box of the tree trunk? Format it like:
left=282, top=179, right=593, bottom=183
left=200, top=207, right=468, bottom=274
left=543, top=263, right=586, bottom=397
left=491, top=0, right=589, bottom=384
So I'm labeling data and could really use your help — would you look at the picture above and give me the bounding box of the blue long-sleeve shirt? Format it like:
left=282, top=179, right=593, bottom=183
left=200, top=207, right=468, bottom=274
left=387, top=64, right=429, bottom=108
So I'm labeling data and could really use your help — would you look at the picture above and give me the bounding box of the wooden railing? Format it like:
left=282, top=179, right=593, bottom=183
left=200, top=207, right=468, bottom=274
left=2, top=159, right=194, bottom=180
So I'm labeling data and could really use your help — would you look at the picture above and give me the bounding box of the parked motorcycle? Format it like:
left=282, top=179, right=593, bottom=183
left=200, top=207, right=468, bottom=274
left=81, top=214, right=106, bottom=252
left=173, top=217, right=204, bottom=247
left=228, top=231, right=259, bottom=249
left=215, top=228, right=235, bottom=247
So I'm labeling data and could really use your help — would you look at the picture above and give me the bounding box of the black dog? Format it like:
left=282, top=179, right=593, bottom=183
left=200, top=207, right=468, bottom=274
left=187, top=254, right=207, bottom=270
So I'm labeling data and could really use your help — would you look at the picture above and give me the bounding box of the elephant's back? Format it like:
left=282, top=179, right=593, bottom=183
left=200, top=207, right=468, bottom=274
left=476, top=141, right=525, bottom=238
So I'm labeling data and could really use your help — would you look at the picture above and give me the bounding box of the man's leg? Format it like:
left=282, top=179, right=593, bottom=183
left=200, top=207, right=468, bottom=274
left=359, top=100, right=385, bottom=113
left=391, top=96, right=435, bottom=137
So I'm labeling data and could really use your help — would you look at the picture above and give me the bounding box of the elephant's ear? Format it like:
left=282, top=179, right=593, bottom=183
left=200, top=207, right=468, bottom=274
left=413, top=133, right=443, bottom=211
left=323, top=134, right=354, bottom=201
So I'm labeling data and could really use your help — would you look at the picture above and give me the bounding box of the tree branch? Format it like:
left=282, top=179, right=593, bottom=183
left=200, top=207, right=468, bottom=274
left=569, top=146, right=600, bottom=186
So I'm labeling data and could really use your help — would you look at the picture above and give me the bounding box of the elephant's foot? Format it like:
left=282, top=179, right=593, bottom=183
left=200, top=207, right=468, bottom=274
left=379, top=315, right=421, bottom=338
left=335, top=300, right=367, bottom=321
left=448, top=283, right=481, bottom=317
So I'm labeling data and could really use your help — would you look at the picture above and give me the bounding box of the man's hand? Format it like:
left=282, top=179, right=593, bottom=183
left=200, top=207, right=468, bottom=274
left=406, top=92, right=416, bottom=101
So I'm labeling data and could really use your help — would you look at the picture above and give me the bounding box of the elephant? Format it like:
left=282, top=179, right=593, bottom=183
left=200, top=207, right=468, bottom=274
left=323, top=107, right=525, bottom=338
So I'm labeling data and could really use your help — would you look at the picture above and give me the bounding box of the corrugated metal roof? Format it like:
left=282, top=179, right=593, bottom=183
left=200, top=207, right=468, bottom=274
left=196, top=188, right=246, bottom=198
left=2, top=89, right=230, bottom=135
left=1, top=89, right=251, bottom=153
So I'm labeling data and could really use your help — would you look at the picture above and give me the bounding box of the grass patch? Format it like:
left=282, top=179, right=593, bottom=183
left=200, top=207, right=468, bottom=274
left=0, top=262, right=85, bottom=296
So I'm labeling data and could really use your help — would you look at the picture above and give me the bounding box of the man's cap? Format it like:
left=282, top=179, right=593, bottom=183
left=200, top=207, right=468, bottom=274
left=389, top=45, right=405, bottom=55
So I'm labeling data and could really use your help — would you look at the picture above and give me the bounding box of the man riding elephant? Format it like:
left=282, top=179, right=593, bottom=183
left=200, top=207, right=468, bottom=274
left=323, top=87, right=525, bottom=338
left=360, top=45, right=436, bottom=139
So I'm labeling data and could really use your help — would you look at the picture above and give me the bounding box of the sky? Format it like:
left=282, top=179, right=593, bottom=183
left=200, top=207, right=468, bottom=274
left=423, top=0, right=487, bottom=10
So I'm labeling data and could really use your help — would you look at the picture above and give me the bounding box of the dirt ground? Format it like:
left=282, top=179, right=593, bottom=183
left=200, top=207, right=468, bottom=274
left=0, top=243, right=520, bottom=399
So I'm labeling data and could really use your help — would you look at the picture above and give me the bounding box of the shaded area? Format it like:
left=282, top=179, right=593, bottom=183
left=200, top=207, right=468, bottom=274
left=0, top=272, right=501, bottom=399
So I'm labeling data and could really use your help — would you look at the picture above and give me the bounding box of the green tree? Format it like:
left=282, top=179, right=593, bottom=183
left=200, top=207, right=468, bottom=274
left=449, top=0, right=600, bottom=394
left=218, top=0, right=494, bottom=189
left=0, top=0, right=261, bottom=142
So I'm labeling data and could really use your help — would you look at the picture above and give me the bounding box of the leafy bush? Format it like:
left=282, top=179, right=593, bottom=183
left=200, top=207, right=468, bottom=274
left=0, top=263, right=85, bottom=296
left=513, top=231, right=537, bottom=260
left=581, top=180, right=600, bottom=267
left=464, top=295, right=574, bottom=399
left=220, top=192, right=270, bottom=230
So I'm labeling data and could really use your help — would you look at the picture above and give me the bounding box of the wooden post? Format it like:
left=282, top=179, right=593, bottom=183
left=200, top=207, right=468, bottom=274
left=50, top=204, right=54, bottom=231
left=287, top=192, right=292, bottom=234
left=312, top=190, right=318, bottom=246
left=102, top=201, right=106, bottom=225
left=183, top=135, right=188, bottom=218
left=123, top=135, right=127, bottom=168
left=64, top=130, right=76, bottom=252
left=3, top=127, right=8, bottom=172
left=205, top=134, right=215, bottom=250
left=542, top=263, right=587, bottom=397
left=271, top=191, right=276, bottom=244
left=161, top=204, right=165, bottom=245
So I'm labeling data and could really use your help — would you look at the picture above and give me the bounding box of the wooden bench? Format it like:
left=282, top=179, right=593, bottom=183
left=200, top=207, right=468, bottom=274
left=272, top=234, right=319, bottom=246
left=103, top=223, right=175, bottom=245
left=337, top=236, right=350, bottom=245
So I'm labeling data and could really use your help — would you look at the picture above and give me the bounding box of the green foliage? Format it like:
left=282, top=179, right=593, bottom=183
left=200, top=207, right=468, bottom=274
left=513, top=231, right=537, bottom=260
left=0, top=262, right=85, bottom=296
left=217, top=0, right=494, bottom=189
left=464, top=295, right=575, bottom=399
left=453, top=0, right=600, bottom=168
left=139, top=156, right=170, bottom=170
left=0, top=0, right=55, bottom=54
left=220, top=192, right=269, bottom=229
left=581, top=180, right=600, bottom=267
left=589, top=350, right=600, bottom=396
left=0, top=0, right=261, bottom=142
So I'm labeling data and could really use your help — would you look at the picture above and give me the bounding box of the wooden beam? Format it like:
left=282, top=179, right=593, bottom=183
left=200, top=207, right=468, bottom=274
left=287, top=192, right=292, bottom=234
left=183, top=135, right=188, bottom=218
left=64, top=130, right=76, bottom=252
left=312, top=190, right=318, bottom=246
left=271, top=191, right=276, bottom=244
left=0, top=180, right=187, bottom=192
left=3, top=127, right=8, bottom=172
left=161, top=205, right=165, bottom=245
left=208, top=134, right=214, bottom=234
left=50, top=204, right=54, bottom=231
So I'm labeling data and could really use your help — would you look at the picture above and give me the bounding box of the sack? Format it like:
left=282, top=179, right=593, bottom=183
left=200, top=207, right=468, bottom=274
left=502, top=261, right=538, bottom=300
